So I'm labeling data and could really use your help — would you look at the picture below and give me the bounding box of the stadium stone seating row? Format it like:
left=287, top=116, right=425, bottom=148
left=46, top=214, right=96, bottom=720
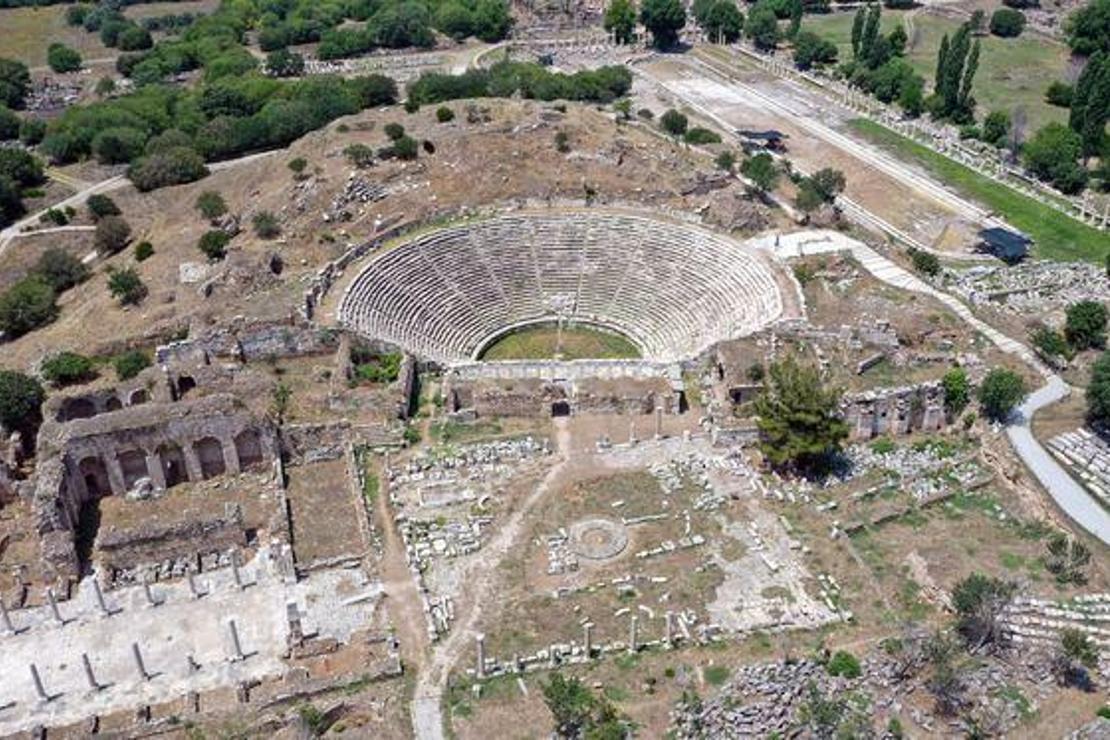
left=338, top=211, right=783, bottom=363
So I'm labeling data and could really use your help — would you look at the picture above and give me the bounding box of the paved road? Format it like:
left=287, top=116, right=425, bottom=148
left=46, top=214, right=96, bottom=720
left=1008, top=378, right=1110, bottom=543
left=761, top=230, right=1110, bottom=546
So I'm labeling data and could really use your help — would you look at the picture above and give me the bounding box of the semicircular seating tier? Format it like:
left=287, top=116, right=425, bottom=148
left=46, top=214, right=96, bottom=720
left=337, top=210, right=784, bottom=364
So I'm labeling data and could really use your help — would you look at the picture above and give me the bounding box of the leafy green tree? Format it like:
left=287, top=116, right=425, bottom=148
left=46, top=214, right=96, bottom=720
left=989, top=8, right=1025, bottom=37
left=107, top=267, right=147, bottom=306
left=0, top=277, right=57, bottom=338
left=1064, top=300, right=1108, bottom=350
left=35, top=247, right=89, bottom=292
left=19, top=117, right=46, bottom=146
left=0, top=58, right=31, bottom=109
left=981, top=110, right=1010, bottom=146
left=195, top=191, right=227, bottom=221
left=1045, top=533, right=1091, bottom=585
left=0, top=106, right=19, bottom=141
left=898, top=74, right=924, bottom=117
left=705, top=0, right=744, bottom=43
left=604, top=0, right=638, bottom=44
left=1086, top=351, right=1110, bottom=426
left=541, top=673, right=627, bottom=739
left=740, top=152, right=778, bottom=192
left=1022, top=122, right=1087, bottom=193
left=641, top=0, right=686, bottom=49
left=1064, top=0, right=1110, bottom=55
left=128, top=147, right=208, bottom=192
left=793, top=31, right=838, bottom=70
left=976, top=367, right=1026, bottom=422
left=0, top=370, right=45, bottom=437
left=951, top=573, right=1016, bottom=653
left=746, top=1, right=779, bottom=50
left=660, top=109, right=689, bottom=137
left=753, top=356, right=848, bottom=475
left=472, top=0, right=513, bottom=42
left=266, top=48, right=305, bottom=77
left=94, top=215, right=132, bottom=256
left=47, top=44, right=82, bottom=73
left=1046, top=81, right=1074, bottom=107
left=941, top=367, right=970, bottom=416
left=41, top=352, right=96, bottom=387
left=435, top=2, right=474, bottom=39
left=87, top=194, right=121, bottom=221
left=0, top=176, right=21, bottom=228
left=113, top=349, right=151, bottom=380
left=198, top=230, right=231, bottom=260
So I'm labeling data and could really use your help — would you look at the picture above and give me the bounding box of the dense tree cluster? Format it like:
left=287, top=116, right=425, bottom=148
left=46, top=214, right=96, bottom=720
left=0, top=147, right=46, bottom=227
left=0, top=248, right=87, bottom=338
left=842, top=5, right=925, bottom=116
left=929, top=23, right=980, bottom=122
left=1064, top=0, right=1110, bottom=55
left=37, top=73, right=397, bottom=192
left=407, top=62, right=632, bottom=105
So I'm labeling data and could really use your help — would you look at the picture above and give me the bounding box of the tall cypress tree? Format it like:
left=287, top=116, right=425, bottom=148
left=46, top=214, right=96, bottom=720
left=941, top=26, right=970, bottom=117
left=851, top=7, right=865, bottom=58
left=1070, top=52, right=1110, bottom=157
left=860, top=4, right=881, bottom=64
left=935, top=34, right=950, bottom=96
left=957, top=39, right=980, bottom=116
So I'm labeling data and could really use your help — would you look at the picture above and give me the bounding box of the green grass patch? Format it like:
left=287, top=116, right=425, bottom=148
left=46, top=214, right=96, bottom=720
left=703, top=665, right=730, bottom=686
left=999, top=550, right=1026, bottom=570
left=479, top=322, right=641, bottom=361
left=847, top=118, right=1108, bottom=264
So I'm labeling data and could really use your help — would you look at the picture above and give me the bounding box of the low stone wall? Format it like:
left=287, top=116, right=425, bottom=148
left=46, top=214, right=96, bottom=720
left=156, top=320, right=339, bottom=366
left=841, top=381, right=946, bottom=441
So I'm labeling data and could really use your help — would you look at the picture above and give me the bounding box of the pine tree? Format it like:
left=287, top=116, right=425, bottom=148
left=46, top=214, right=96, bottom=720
left=851, top=7, right=865, bottom=58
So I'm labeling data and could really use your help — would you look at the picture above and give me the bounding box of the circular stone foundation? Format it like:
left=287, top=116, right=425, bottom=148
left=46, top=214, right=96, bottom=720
left=568, top=518, right=629, bottom=561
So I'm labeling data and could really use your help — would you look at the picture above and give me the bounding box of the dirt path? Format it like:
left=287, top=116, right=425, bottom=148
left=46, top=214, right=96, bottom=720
left=410, top=418, right=571, bottom=740
left=376, top=469, right=431, bottom=679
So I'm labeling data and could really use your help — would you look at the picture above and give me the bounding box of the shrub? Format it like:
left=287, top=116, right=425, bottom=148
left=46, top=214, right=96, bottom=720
left=637, top=107, right=655, bottom=120
left=47, top=44, right=82, bottom=73
left=107, top=267, right=147, bottom=306
left=990, top=8, right=1026, bottom=36
left=134, top=241, right=154, bottom=261
left=94, top=215, right=132, bottom=256
left=1031, top=326, right=1073, bottom=361
left=907, top=246, right=941, bottom=276
left=252, top=211, right=281, bottom=239
left=436, top=106, right=455, bottom=122
left=826, top=650, right=862, bottom=678
left=1045, top=81, right=1073, bottom=107
left=715, top=150, right=737, bottom=171
left=0, top=370, right=45, bottom=435
left=86, top=194, right=121, bottom=220
left=384, top=122, right=406, bottom=141
left=19, top=118, right=46, bottom=146
left=941, top=367, right=970, bottom=415
left=41, top=208, right=68, bottom=226
left=113, top=349, right=151, bottom=380
left=195, top=191, right=227, bottom=221
left=344, top=143, right=375, bottom=167
left=684, top=127, right=722, bottom=144
left=127, top=147, right=208, bottom=192
left=554, top=131, right=570, bottom=152
left=383, top=135, right=418, bottom=160
left=35, top=247, right=89, bottom=291
left=41, top=352, right=96, bottom=387
left=287, top=157, right=308, bottom=177
left=660, top=109, right=688, bottom=137
left=703, top=665, right=730, bottom=685
left=197, top=230, right=230, bottom=260
left=1088, top=351, right=1110, bottom=426
left=0, top=277, right=57, bottom=337
left=0, top=106, right=18, bottom=141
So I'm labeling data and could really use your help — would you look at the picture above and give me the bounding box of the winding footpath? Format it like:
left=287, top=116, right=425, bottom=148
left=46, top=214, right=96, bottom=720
left=759, top=230, right=1110, bottom=545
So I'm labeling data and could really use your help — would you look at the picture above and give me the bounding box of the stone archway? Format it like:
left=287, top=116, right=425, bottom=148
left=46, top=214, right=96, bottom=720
left=117, top=449, right=148, bottom=490
left=234, top=429, right=265, bottom=470
left=63, top=398, right=97, bottom=422
left=78, top=456, right=111, bottom=498
left=129, top=389, right=149, bottom=406
left=158, top=443, right=188, bottom=488
left=194, top=437, right=226, bottom=479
